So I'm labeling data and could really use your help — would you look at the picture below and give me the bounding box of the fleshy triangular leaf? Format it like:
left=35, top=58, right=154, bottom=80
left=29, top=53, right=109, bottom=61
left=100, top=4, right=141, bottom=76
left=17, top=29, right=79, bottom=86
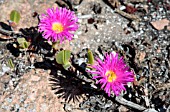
left=56, top=50, right=64, bottom=64
left=10, top=10, right=20, bottom=24
left=87, top=49, right=94, bottom=65
left=17, top=38, right=30, bottom=49
left=63, top=50, right=71, bottom=65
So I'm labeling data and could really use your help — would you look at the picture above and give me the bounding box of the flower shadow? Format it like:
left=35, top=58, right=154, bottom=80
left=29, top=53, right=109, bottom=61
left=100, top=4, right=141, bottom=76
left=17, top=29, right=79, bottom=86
left=2, top=26, right=54, bottom=57
left=49, top=69, right=87, bottom=103
left=19, top=27, right=53, bottom=54
left=34, top=59, right=98, bottom=103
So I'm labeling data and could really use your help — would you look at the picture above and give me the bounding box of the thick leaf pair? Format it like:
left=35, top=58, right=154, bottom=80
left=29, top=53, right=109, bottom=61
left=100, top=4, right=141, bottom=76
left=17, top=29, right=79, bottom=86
left=55, top=49, right=95, bottom=70
left=56, top=50, right=71, bottom=70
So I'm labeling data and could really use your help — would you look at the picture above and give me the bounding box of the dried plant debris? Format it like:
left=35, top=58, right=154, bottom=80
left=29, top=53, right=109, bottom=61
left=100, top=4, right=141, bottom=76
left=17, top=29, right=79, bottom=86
left=115, top=9, right=141, bottom=21
left=123, top=0, right=145, bottom=3
left=55, top=0, right=72, bottom=10
left=80, top=95, right=117, bottom=112
left=70, top=0, right=83, bottom=5
left=150, top=19, right=170, bottom=30
left=107, top=0, right=120, bottom=8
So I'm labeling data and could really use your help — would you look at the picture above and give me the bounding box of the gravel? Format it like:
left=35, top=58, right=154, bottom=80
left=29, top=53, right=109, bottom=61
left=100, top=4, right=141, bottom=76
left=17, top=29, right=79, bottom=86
left=0, top=0, right=169, bottom=112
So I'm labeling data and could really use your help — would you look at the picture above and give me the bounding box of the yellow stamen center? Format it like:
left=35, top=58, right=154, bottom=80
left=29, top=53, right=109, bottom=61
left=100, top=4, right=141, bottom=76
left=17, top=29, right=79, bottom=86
left=105, top=70, right=117, bottom=82
left=52, top=22, right=64, bottom=33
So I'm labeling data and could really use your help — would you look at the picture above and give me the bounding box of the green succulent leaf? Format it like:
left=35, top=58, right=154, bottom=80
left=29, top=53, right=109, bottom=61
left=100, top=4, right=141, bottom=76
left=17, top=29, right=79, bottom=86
left=56, top=50, right=64, bottom=64
left=10, top=10, right=20, bottom=24
left=87, top=49, right=94, bottom=65
left=63, top=50, right=71, bottom=64
left=56, top=50, right=71, bottom=65
left=63, top=62, right=71, bottom=70
left=17, top=38, right=30, bottom=49
left=7, top=59, right=15, bottom=69
left=23, top=41, right=29, bottom=48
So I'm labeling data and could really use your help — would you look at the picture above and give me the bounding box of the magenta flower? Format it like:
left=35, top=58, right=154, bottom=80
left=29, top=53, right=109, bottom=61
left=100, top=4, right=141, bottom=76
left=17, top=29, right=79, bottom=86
left=88, top=52, right=134, bottom=96
left=38, top=7, right=78, bottom=43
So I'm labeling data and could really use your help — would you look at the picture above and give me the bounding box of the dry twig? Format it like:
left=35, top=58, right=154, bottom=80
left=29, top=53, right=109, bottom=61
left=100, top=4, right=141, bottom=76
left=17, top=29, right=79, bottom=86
left=115, top=9, right=141, bottom=21
left=115, top=96, right=146, bottom=111
left=124, top=0, right=145, bottom=3
left=153, top=83, right=170, bottom=94
left=108, top=0, right=120, bottom=8
left=116, top=96, right=158, bottom=112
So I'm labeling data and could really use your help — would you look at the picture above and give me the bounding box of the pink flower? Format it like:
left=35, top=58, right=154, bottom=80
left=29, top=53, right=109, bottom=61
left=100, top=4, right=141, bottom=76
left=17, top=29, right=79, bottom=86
left=38, top=7, right=78, bottom=43
left=88, top=52, right=134, bottom=96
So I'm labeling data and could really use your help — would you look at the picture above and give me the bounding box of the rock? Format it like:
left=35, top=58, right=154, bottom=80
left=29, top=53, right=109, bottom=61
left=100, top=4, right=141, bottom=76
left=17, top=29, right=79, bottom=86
left=30, top=75, right=40, bottom=82
left=64, top=104, right=72, bottom=112
left=167, top=26, right=170, bottom=31
left=0, top=82, right=5, bottom=94
left=118, top=105, right=129, bottom=112
left=150, top=19, right=170, bottom=30
left=143, top=108, right=158, bottom=112
left=29, top=92, right=36, bottom=101
left=0, top=74, right=10, bottom=83
left=2, top=66, right=10, bottom=74
left=71, top=0, right=83, bottom=5
left=40, top=103, right=48, bottom=112
left=139, top=52, right=146, bottom=62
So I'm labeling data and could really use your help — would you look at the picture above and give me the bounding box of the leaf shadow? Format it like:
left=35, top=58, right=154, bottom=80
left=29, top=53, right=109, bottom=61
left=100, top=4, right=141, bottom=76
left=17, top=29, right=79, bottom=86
left=19, top=26, right=55, bottom=56
left=6, top=43, right=21, bottom=57
left=3, top=26, right=54, bottom=57
left=0, top=22, right=12, bottom=31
